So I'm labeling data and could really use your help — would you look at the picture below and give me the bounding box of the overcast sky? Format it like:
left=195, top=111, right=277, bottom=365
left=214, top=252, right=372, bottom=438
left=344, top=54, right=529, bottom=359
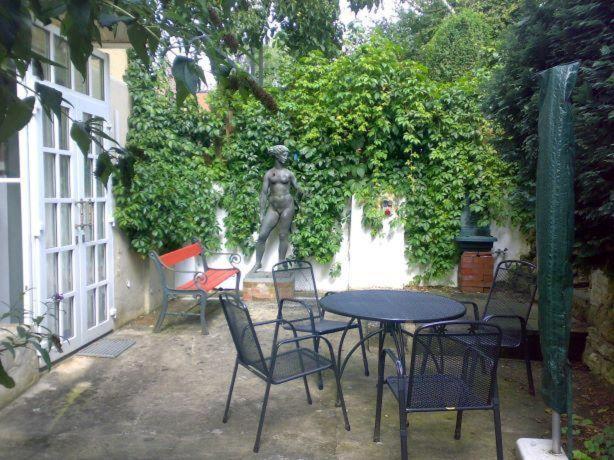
left=339, top=0, right=406, bottom=28
left=198, top=1, right=405, bottom=89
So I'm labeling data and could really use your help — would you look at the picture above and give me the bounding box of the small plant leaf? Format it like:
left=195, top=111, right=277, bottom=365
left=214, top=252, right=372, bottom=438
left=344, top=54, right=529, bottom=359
left=0, top=360, right=15, bottom=388
left=29, top=340, right=52, bottom=370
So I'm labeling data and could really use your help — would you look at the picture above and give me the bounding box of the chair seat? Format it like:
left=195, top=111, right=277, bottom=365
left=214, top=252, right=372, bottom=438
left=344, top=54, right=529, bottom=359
left=284, top=318, right=357, bottom=334
left=451, top=326, right=522, bottom=349
left=387, top=374, right=489, bottom=410
left=176, top=268, right=239, bottom=292
left=252, top=348, right=332, bottom=382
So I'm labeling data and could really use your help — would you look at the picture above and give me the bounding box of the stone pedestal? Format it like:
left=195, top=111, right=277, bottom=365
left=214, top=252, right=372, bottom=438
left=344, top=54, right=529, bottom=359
left=243, top=271, right=295, bottom=301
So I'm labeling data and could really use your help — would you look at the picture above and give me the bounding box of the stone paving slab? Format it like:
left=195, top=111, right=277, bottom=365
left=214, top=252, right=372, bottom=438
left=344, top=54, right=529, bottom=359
left=0, top=299, right=551, bottom=459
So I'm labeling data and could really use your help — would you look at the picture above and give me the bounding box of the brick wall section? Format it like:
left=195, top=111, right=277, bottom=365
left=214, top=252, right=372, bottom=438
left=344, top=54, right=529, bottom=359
left=458, top=251, right=494, bottom=293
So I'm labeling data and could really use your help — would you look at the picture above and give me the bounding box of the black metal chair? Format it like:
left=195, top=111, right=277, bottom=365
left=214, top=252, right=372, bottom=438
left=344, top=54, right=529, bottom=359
left=272, top=259, right=370, bottom=390
left=460, top=259, right=537, bottom=395
left=376, top=321, right=504, bottom=460
left=219, top=292, right=350, bottom=453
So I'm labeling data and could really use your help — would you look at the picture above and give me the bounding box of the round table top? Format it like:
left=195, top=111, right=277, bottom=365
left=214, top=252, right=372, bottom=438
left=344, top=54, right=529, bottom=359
left=320, top=290, right=466, bottom=323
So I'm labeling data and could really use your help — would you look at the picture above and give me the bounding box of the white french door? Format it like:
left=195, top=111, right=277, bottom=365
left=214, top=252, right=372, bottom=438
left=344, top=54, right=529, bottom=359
left=26, top=25, right=114, bottom=358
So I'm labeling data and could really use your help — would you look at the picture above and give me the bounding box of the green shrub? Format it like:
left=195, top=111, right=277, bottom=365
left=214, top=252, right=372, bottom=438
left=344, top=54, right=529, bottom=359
left=487, top=0, right=614, bottom=273
left=420, top=10, right=496, bottom=81
left=114, top=57, right=223, bottom=255
left=219, top=36, right=512, bottom=280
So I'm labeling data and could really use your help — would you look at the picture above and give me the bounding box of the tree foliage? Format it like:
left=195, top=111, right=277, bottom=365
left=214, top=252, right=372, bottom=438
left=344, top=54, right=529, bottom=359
left=487, top=0, right=614, bottom=272
left=378, top=0, right=519, bottom=61
left=420, top=10, right=496, bottom=81
left=1, top=0, right=372, bottom=182
left=213, top=36, right=512, bottom=280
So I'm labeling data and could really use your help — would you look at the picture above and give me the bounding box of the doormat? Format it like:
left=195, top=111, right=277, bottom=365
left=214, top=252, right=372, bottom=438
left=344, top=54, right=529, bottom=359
left=77, top=339, right=136, bottom=358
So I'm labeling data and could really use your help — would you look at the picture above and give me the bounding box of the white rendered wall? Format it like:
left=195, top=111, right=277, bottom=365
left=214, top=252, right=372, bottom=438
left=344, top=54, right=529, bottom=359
left=185, top=197, right=529, bottom=292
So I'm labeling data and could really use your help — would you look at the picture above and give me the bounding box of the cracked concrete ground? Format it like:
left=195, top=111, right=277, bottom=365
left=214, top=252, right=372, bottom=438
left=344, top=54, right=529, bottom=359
left=0, top=296, right=550, bottom=459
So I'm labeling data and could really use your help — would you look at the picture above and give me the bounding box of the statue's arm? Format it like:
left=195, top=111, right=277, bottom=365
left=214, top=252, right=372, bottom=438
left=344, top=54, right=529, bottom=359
left=290, top=172, right=303, bottom=196
left=259, top=173, right=270, bottom=219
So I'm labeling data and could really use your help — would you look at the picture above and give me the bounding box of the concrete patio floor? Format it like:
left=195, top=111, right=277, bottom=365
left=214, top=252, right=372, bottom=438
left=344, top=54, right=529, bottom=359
left=0, top=297, right=550, bottom=459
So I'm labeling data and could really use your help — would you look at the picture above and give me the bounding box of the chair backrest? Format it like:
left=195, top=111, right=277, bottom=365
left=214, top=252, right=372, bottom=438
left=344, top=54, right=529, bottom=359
left=219, top=293, right=268, bottom=373
left=407, top=321, right=502, bottom=410
left=272, top=260, right=322, bottom=318
left=483, top=260, right=537, bottom=323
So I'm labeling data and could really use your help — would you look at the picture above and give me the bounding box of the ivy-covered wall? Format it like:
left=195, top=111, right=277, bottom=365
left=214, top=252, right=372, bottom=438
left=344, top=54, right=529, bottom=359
left=116, top=36, right=517, bottom=283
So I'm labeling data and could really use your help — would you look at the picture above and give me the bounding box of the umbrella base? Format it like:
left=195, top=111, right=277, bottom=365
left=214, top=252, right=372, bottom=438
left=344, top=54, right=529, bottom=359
left=516, top=438, right=566, bottom=460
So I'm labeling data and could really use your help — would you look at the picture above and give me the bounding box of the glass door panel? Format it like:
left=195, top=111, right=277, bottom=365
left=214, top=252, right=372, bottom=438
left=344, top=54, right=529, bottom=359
left=33, top=29, right=112, bottom=356
left=42, top=104, right=77, bottom=342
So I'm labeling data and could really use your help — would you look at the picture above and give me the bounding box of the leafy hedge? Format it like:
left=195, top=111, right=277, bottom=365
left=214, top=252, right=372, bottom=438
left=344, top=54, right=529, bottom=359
left=114, top=58, right=224, bottom=255
left=117, top=37, right=513, bottom=280
left=487, top=0, right=614, bottom=272
left=420, top=10, right=496, bottom=81
left=215, top=36, right=512, bottom=280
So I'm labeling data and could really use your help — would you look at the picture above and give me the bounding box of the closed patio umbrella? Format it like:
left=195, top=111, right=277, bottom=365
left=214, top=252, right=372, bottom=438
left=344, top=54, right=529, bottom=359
left=536, top=61, right=579, bottom=457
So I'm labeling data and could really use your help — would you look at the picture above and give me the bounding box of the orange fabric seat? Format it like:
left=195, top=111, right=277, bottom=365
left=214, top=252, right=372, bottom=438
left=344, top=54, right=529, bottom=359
left=177, top=268, right=240, bottom=292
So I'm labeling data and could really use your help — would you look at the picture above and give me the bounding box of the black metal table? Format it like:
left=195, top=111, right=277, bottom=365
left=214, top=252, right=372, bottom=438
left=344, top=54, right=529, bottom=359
left=319, top=289, right=466, bottom=442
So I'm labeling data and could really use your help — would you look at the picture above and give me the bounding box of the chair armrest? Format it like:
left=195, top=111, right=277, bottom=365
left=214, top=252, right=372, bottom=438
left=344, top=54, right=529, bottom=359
left=252, top=318, right=298, bottom=336
left=278, top=298, right=316, bottom=324
left=483, top=314, right=527, bottom=334
left=460, top=301, right=480, bottom=320
left=192, top=271, right=209, bottom=288
left=204, top=252, right=241, bottom=269
left=483, top=314, right=526, bottom=327
left=383, top=348, right=404, bottom=377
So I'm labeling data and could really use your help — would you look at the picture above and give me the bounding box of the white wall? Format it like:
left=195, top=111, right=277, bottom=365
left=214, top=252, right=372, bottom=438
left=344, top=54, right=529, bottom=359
left=188, top=197, right=529, bottom=291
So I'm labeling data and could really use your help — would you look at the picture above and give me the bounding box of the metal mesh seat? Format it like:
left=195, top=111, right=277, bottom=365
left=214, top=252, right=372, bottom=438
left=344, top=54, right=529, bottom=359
left=377, top=321, right=504, bottom=460
left=219, top=293, right=350, bottom=453
left=272, top=260, right=370, bottom=389
left=261, top=348, right=332, bottom=381
left=460, top=260, right=537, bottom=395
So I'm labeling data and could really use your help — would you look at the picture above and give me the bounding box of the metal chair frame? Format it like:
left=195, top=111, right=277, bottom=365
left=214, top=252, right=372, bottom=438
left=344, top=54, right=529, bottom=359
left=219, top=293, right=350, bottom=453
left=376, top=321, right=504, bottom=460
left=272, top=259, right=370, bottom=389
left=460, top=259, right=537, bottom=395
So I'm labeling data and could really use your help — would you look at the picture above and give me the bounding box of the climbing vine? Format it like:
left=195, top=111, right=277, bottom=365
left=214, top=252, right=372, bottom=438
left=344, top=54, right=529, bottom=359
left=118, top=37, right=513, bottom=281
left=114, top=57, right=224, bottom=256
left=217, top=36, right=512, bottom=280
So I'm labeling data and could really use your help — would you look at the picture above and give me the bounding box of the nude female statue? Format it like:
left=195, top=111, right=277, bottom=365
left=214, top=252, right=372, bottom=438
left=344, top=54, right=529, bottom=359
left=250, top=145, right=302, bottom=273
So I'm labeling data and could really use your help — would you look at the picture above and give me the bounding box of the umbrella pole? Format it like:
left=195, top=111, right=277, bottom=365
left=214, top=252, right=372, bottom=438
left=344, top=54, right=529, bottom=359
left=552, top=411, right=562, bottom=454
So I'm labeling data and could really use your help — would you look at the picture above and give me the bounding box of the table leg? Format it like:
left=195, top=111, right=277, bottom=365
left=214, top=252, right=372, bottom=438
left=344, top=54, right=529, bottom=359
left=373, top=326, right=387, bottom=442
left=335, top=325, right=383, bottom=406
left=338, top=327, right=383, bottom=379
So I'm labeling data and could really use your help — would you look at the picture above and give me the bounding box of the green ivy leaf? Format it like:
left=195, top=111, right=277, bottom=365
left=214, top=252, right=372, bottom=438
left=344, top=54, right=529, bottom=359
left=62, top=0, right=95, bottom=76
left=35, top=82, right=63, bottom=120
left=70, top=121, right=91, bottom=156
left=172, top=56, right=200, bottom=105
left=0, top=96, right=35, bottom=142
left=127, top=23, right=149, bottom=67
left=95, top=152, right=113, bottom=186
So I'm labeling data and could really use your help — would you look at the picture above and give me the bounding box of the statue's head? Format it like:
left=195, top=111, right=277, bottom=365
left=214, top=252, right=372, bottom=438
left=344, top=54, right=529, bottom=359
left=268, top=145, right=289, bottom=165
